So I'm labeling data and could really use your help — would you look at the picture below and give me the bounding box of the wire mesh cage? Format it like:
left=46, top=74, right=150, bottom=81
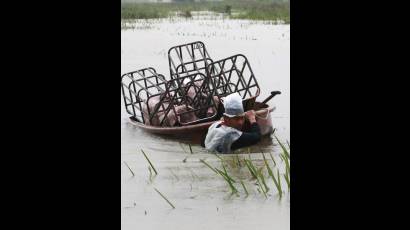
left=168, top=41, right=213, bottom=80
left=206, top=54, right=260, bottom=111
left=121, top=41, right=262, bottom=127
left=121, top=67, right=219, bottom=127
left=167, top=42, right=260, bottom=112
left=121, top=67, right=168, bottom=124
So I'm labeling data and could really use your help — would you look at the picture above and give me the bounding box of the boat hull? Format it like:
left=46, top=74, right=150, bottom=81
left=129, top=106, right=275, bottom=136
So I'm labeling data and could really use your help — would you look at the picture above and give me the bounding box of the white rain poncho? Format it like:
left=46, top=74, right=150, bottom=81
left=204, top=121, right=242, bottom=153
left=204, top=92, right=244, bottom=153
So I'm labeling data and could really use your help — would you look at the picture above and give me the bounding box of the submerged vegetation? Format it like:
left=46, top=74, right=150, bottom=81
left=141, top=149, right=158, bottom=175
left=199, top=136, right=290, bottom=199
left=154, top=187, right=176, bottom=209
left=126, top=136, right=290, bottom=210
left=123, top=161, right=135, bottom=177
left=121, top=0, right=290, bottom=23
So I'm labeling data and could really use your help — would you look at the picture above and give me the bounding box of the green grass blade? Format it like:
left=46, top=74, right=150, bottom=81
left=284, top=175, right=290, bottom=191
left=277, top=169, right=283, bottom=198
left=179, top=142, right=187, bottom=154
left=215, top=153, right=229, bottom=174
left=263, top=153, right=274, bottom=177
left=281, top=152, right=290, bottom=173
left=188, top=144, right=193, bottom=154
left=200, top=159, right=218, bottom=174
left=201, top=158, right=237, bottom=194
left=141, top=149, right=158, bottom=175
left=226, top=178, right=238, bottom=194
left=258, top=168, right=270, bottom=192
left=148, top=166, right=153, bottom=182
left=215, top=169, right=237, bottom=194
left=240, top=180, right=249, bottom=196
left=284, top=167, right=290, bottom=191
left=279, top=154, right=284, bottom=162
left=235, top=154, right=241, bottom=167
left=222, top=163, right=228, bottom=175
left=215, top=168, right=236, bottom=183
left=257, top=179, right=267, bottom=198
left=214, top=153, right=223, bottom=161
left=244, top=159, right=267, bottom=197
left=244, top=159, right=257, bottom=178
left=257, top=165, right=264, bottom=175
left=262, top=152, right=267, bottom=162
left=267, top=161, right=281, bottom=197
left=244, top=160, right=254, bottom=178
left=274, top=134, right=290, bottom=159
left=260, top=183, right=268, bottom=198
left=228, top=181, right=238, bottom=194
left=154, top=188, right=175, bottom=209
left=263, top=155, right=277, bottom=194
left=247, top=159, right=259, bottom=178
left=269, top=152, right=277, bottom=166
left=123, top=161, right=135, bottom=177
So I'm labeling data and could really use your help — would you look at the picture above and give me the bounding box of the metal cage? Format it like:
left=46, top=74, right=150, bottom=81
left=121, top=41, right=264, bottom=127
left=121, top=67, right=219, bottom=127
left=121, top=67, right=168, bottom=123
left=207, top=54, right=260, bottom=111
left=168, top=41, right=213, bottom=80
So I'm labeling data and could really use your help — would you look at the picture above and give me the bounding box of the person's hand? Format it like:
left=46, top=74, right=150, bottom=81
left=245, top=110, right=257, bottom=124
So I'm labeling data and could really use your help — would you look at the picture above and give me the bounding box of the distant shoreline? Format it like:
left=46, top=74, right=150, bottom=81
left=121, top=1, right=290, bottom=23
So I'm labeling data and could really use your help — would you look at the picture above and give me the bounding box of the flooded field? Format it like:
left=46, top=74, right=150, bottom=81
left=122, top=16, right=290, bottom=230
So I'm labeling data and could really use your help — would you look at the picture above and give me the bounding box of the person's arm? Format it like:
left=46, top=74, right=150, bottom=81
left=231, top=122, right=261, bottom=150
left=231, top=110, right=261, bottom=151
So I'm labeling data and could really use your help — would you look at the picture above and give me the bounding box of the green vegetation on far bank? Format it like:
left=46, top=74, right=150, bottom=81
left=121, top=0, right=290, bottom=23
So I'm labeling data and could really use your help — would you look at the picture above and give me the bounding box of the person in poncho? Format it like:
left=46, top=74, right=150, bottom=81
left=204, top=92, right=261, bottom=153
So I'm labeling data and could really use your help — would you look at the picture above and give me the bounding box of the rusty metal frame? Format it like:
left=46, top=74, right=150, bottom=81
left=121, top=41, right=263, bottom=127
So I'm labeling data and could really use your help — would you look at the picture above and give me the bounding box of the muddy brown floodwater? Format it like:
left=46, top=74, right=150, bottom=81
left=122, top=15, right=290, bottom=230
